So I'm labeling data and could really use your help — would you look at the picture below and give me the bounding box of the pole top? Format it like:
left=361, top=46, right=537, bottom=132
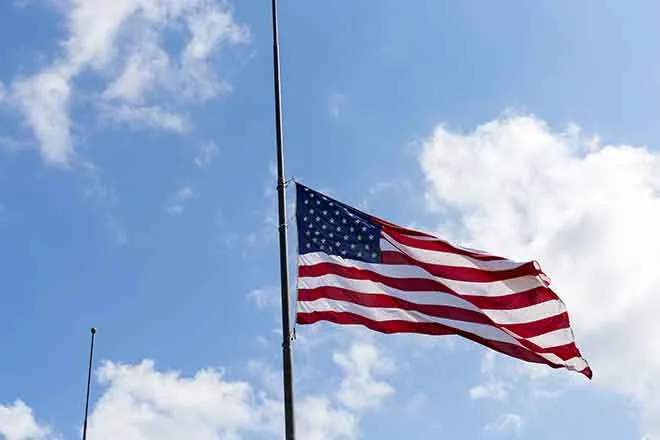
left=90, top=327, right=97, bottom=335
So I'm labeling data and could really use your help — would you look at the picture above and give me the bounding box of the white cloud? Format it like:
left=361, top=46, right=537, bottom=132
left=333, top=341, right=395, bottom=411
left=0, top=400, right=54, bottom=440
left=419, top=114, right=660, bottom=436
left=8, top=0, right=249, bottom=165
left=248, top=287, right=280, bottom=310
left=297, top=396, right=357, bottom=440
left=0, top=81, right=6, bottom=103
left=13, top=71, right=72, bottom=166
left=87, top=360, right=281, bottom=440
left=194, top=140, right=218, bottom=168
left=468, top=352, right=508, bottom=401
left=166, top=185, right=199, bottom=216
left=483, top=413, right=523, bottom=436
left=0, top=337, right=397, bottom=440
left=103, top=104, right=188, bottom=132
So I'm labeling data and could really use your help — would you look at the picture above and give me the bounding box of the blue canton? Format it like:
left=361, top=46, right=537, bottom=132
left=295, top=184, right=381, bottom=263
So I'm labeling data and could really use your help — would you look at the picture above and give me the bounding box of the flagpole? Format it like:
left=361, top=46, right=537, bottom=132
left=270, top=0, right=296, bottom=439
left=82, top=327, right=96, bottom=440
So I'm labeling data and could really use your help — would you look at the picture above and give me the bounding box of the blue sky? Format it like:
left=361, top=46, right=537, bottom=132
left=1, top=1, right=660, bottom=439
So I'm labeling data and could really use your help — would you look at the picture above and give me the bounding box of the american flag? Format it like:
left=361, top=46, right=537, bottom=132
left=294, top=183, right=592, bottom=379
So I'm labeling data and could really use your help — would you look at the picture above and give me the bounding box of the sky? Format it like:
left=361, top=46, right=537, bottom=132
left=0, top=0, right=660, bottom=439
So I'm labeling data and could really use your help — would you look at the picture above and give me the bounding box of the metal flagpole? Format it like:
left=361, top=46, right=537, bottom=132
left=270, top=0, right=296, bottom=439
left=82, top=327, right=97, bottom=440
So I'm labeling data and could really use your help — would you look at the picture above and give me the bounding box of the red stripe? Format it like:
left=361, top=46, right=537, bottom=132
left=383, top=253, right=538, bottom=282
left=298, top=287, right=494, bottom=326
left=380, top=247, right=539, bottom=282
left=300, top=262, right=457, bottom=295
left=299, top=261, right=556, bottom=311
left=461, top=287, right=557, bottom=310
left=381, top=227, right=506, bottom=262
left=299, top=286, right=569, bottom=344
left=296, top=311, right=592, bottom=378
left=501, top=312, right=570, bottom=339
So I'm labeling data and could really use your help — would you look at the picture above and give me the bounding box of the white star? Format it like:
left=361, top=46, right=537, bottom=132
left=310, top=193, right=315, bottom=198
left=336, top=241, right=340, bottom=247
left=321, top=238, right=326, bottom=243
left=315, top=231, right=320, bottom=236
left=357, top=235, right=362, bottom=241
left=323, top=210, right=327, bottom=215
left=310, top=208, right=315, bottom=214
left=305, top=231, right=310, bottom=236
left=317, top=200, right=321, bottom=205
left=312, top=237, right=317, bottom=242
left=330, top=218, right=335, bottom=224
left=341, top=250, right=347, bottom=255
left=350, top=244, right=355, bottom=249
left=350, top=227, right=354, bottom=232
left=336, top=226, right=341, bottom=232
left=329, top=233, right=334, bottom=238
left=329, top=202, right=334, bottom=206
left=335, top=210, right=339, bottom=215
left=303, top=216, right=307, bottom=221
left=362, top=226, right=367, bottom=232
left=322, top=225, right=327, bottom=229
left=371, top=253, right=377, bottom=258
left=342, top=219, right=347, bottom=224
left=316, top=216, right=320, bottom=222
left=368, top=234, right=374, bottom=240
left=306, top=243, right=311, bottom=248
left=357, top=252, right=362, bottom=257
left=304, top=200, right=309, bottom=205
left=344, top=235, right=348, bottom=240
left=365, top=244, right=370, bottom=250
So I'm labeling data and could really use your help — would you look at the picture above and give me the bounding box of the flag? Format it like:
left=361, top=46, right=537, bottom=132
left=294, top=183, right=592, bottom=379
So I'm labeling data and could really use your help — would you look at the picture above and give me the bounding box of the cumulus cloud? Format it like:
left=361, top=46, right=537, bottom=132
left=165, top=185, right=199, bottom=216
left=0, top=400, right=53, bottom=440
left=468, top=352, right=508, bottom=401
left=419, top=114, right=660, bottom=436
left=483, top=413, right=523, bottom=436
left=8, top=0, right=249, bottom=165
left=87, top=360, right=280, bottom=440
left=333, top=342, right=396, bottom=411
left=0, top=340, right=395, bottom=440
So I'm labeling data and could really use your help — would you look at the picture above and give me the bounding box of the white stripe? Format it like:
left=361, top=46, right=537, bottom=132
left=381, top=234, right=525, bottom=271
left=299, top=252, right=546, bottom=297
left=298, top=298, right=524, bottom=346
left=298, top=272, right=565, bottom=327
left=539, top=353, right=588, bottom=372
left=481, top=300, right=566, bottom=325
left=528, top=327, right=575, bottom=348
left=298, top=273, right=485, bottom=311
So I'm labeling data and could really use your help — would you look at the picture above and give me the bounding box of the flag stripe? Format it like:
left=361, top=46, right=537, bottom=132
left=296, top=310, right=590, bottom=376
left=381, top=235, right=525, bottom=271
left=298, top=258, right=565, bottom=325
left=300, top=252, right=551, bottom=303
left=298, top=286, right=570, bottom=339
